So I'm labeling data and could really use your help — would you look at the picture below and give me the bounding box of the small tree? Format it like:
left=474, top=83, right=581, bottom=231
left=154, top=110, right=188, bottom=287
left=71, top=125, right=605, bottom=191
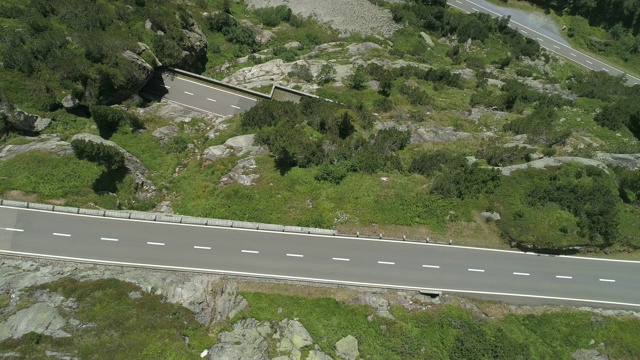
left=348, top=66, right=367, bottom=90
left=71, top=139, right=126, bottom=170
left=317, top=64, right=337, bottom=85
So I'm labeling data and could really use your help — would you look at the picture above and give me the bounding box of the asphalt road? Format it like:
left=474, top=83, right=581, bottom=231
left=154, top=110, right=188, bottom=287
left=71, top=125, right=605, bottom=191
left=447, top=0, right=640, bottom=85
left=1, top=206, right=639, bottom=308
left=144, top=72, right=260, bottom=117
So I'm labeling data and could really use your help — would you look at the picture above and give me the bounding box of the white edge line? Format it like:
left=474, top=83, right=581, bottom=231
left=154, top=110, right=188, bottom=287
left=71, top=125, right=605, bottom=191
left=422, top=265, right=440, bottom=269
left=2, top=249, right=638, bottom=308
left=173, top=76, right=259, bottom=101
left=378, top=261, right=395, bottom=265
left=286, top=253, right=304, bottom=258
left=599, top=279, right=616, bottom=283
left=468, top=268, right=485, bottom=272
left=165, top=100, right=225, bottom=117
left=241, top=250, right=259, bottom=254
left=147, top=242, right=165, bottom=246
left=332, top=257, right=350, bottom=261
left=53, top=233, right=71, bottom=237
left=5, top=205, right=640, bottom=264
left=556, top=275, right=573, bottom=279
left=513, top=272, right=530, bottom=276
left=194, top=246, right=211, bottom=250
left=100, top=237, right=119, bottom=242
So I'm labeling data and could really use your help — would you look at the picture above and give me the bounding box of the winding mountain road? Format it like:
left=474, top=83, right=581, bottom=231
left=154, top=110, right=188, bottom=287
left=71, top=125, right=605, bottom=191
left=1, top=206, right=639, bottom=308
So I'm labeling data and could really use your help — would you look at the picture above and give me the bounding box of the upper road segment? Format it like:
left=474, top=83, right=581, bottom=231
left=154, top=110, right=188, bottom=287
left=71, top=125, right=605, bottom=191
left=447, top=0, right=640, bottom=85
left=1, top=206, right=639, bottom=308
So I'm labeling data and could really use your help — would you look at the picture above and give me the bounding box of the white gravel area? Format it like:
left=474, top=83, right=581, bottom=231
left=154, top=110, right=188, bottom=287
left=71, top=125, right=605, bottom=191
left=244, top=0, right=402, bottom=37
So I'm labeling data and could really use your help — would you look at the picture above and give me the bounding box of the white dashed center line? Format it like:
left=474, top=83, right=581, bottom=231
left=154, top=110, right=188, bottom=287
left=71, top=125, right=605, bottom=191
left=556, top=275, right=572, bottom=279
left=520, top=30, right=528, bottom=34
left=536, top=37, right=543, bottom=42
left=194, top=246, right=211, bottom=250
left=53, top=233, right=71, bottom=237
left=184, top=91, right=194, bottom=95
left=287, top=253, right=304, bottom=258
left=603, top=68, right=610, bottom=72
left=455, top=0, right=461, bottom=2
left=241, top=250, right=259, bottom=254
left=586, top=60, right=593, bottom=64
left=553, top=45, right=560, bottom=49
left=207, top=98, right=217, bottom=102
left=0, top=227, right=23, bottom=232
left=513, top=272, right=530, bottom=276
left=378, top=261, right=395, bottom=265
left=468, top=268, right=485, bottom=272
left=230, top=105, right=241, bottom=109
left=332, top=257, right=350, bottom=262
left=599, top=279, right=616, bottom=283
left=100, top=237, right=119, bottom=242
left=147, top=242, right=165, bottom=246
left=570, top=53, right=577, bottom=57
left=472, top=7, right=479, bottom=12
left=164, top=85, right=171, bottom=89
left=422, top=265, right=440, bottom=269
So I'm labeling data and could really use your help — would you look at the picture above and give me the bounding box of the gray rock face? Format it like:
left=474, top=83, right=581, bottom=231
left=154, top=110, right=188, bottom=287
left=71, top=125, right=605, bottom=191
left=219, top=157, right=260, bottom=186
left=595, top=153, right=640, bottom=170
left=61, top=94, right=80, bottom=109
left=224, top=134, right=264, bottom=156
left=420, top=32, right=435, bottom=47
left=307, top=350, right=334, bottom=360
left=347, top=42, right=382, bottom=55
left=348, top=294, right=395, bottom=320
left=335, top=335, right=359, bottom=360
left=151, top=125, right=180, bottom=146
left=136, top=42, right=162, bottom=67
left=203, top=145, right=233, bottom=162
left=0, top=303, right=70, bottom=341
left=481, top=211, right=501, bottom=221
left=275, top=319, right=314, bottom=356
left=411, top=125, right=473, bottom=143
left=209, top=318, right=272, bottom=360
left=212, top=281, right=248, bottom=325
left=499, top=157, right=609, bottom=176
left=0, top=135, right=73, bottom=161
left=71, top=133, right=157, bottom=201
left=181, top=22, right=209, bottom=69
left=241, top=20, right=276, bottom=45
left=4, top=108, right=51, bottom=134
left=571, top=349, right=609, bottom=360
left=117, top=50, right=155, bottom=104
left=244, top=0, right=401, bottom=37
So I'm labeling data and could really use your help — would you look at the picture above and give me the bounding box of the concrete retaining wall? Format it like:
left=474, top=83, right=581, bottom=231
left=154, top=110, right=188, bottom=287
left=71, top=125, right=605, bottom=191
left=79, top=209, right=105, bottom=216
left=28, top=203, right=54, bottom=211
left=54, top=206, right=79, bottom=214
left=130, top=212, right=157, bottom=221
left=232, top=221, right=259, bottom=230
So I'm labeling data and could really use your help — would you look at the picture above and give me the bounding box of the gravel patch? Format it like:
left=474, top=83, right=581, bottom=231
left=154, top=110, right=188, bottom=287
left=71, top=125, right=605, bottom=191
left=244, top=0, right=402, bottom=37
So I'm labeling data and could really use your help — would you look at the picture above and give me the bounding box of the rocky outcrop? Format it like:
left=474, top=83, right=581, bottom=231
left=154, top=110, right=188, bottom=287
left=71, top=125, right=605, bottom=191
left=0, top=135, right=73, bottom=161
left=411, top=124, right=473, bottom=143
left=151, top=125, right=180, bottom=146
left=594, top=153, right=640, bottom=170
left=203, top=145, right=233, bottom=162
left=71, top=133, right=157, bottom=201
left=209, top=318, right=273, bottom=360
left=571, top=349, right=609, bottom=360
left=0, top=303, right=70, bottom=341
left=498, top=157, right=609, bottom=176
left=335, top=335, right=359, bottom=360
left=274, top=319, right=314, bottom=358
left=181, top=22, right=209, bottom=70
left=1, top=107, right=51, bottom=134
left=241, top=20, right=276, bottom=45
left=212, top=281, right=248, bottom=325
left=347, top=42, right=382, bottom=55
left=219, top=157, right=260, bottom=186
left=307, top=350, right=334, bottom=360
left=119, top=50, right=155, bottom=99
left=420, top=32, right=435, bottom=47
left=203, top=135, right=265, bottom=163
left=348, top=294, right=395, bottom=320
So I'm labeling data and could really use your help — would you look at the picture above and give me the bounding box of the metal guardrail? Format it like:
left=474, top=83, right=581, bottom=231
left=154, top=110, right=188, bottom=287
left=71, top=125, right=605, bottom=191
left=0, top=199, right=337, bottom=236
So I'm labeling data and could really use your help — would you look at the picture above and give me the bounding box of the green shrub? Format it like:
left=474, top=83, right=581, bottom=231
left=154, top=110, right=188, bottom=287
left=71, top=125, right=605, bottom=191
left=314, top=163, right=349, bottom=184
left=255, top=5, right=292, bottom=27
left=431, top=162, right=501, bottom=200
left=71, top=139, right=126, bottom=170
left=408, top=150, right=466, bottom=177
left=165, top=135, right=189, bottom=154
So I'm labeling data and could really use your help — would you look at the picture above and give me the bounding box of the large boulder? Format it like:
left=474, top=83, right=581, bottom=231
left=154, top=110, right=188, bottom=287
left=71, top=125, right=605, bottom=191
left=335, top=335, right=359, bottom=360
left=209, top=318, right=272, bottom=360
left=61, top=94, right=80, bottom=109
left=275, top=319, right=314, bottom=357
left=71, top=133, right=157, bottom=200
left=348, top=294, right=395, bottom=320
left=180, top=20, right=208, bottom=70
left=212, top=281, right=248, bottom=325
left=0, top=135, right=73, bottom=161
left=594, top=153, right=640, bottom=170
left=101, top=50, right=155, bottom=105
left=3, top=108, right=51, bottom=134
left=219, top=157, right=260, bottom=186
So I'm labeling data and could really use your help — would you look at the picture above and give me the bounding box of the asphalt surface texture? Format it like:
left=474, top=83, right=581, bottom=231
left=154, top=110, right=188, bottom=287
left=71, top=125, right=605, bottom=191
left=143, top=72, right=260, bottom=116
left=1, top=207, right=639, bottom=308
left=447, top=0, right=640, bottom=85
